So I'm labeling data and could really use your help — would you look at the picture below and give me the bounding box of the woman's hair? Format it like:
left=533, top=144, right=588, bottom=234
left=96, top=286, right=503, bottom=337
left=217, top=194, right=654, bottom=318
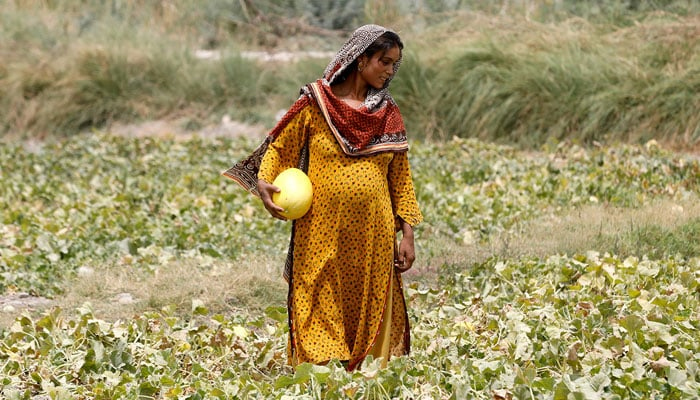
left=334, top=31, right=403, bottom=84
left=364, top=30, right=404, bottom=59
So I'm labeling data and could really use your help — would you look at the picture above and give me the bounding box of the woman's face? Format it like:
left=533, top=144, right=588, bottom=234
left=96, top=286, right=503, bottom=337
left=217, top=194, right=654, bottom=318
left=359, top=45, right=401, bottom=90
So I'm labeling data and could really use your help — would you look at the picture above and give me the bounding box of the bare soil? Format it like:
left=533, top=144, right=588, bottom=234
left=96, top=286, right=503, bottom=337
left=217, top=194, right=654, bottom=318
left=107, top=115, right=267, bottom=141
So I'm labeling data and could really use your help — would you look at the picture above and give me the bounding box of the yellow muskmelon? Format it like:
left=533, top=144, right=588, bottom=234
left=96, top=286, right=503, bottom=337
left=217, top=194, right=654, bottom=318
left=272, top=168, right=313, bottom=220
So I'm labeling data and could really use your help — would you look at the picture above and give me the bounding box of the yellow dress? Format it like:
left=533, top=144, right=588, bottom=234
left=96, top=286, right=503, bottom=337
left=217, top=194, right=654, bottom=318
left=258, top=102, right=423, bottom=369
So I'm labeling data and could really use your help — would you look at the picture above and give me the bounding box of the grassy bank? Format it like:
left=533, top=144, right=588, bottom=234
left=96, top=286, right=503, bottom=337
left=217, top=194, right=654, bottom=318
left=2, top=2, right=699, bottom=145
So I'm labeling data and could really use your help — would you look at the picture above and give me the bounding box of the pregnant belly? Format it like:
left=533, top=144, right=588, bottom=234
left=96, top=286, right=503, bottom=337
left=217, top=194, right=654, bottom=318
left=312, top=168, right=390, bottom=213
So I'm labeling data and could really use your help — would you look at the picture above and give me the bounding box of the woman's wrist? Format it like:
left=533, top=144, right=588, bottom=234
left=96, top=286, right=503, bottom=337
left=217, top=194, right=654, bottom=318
left=400, top=219, right=414, bottom=238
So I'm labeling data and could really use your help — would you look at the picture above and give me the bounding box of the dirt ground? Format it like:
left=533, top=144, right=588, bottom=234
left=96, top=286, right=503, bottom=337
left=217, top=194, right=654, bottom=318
left=107, top=115, right=268, bottom=141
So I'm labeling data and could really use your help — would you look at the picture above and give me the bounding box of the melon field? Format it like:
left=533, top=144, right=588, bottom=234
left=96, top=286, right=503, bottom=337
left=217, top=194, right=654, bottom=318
left=1, top=134, right=699, bottom=399
left=2, top=0, right=700, bottom=399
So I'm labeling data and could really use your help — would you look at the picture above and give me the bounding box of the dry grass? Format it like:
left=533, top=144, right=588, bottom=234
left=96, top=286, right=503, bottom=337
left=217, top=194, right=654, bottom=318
left=503, top=198, right=700, bottom=258
left=0, top=255, right=287, bottom=328
left=67, top=256, right=287, bottom=320
left=422, top=197, right=700, bottom=272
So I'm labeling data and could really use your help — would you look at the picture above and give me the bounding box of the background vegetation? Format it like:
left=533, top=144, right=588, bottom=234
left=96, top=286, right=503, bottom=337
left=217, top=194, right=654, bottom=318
left=2, top=0, right=699, bottom=146
left=2, top=1, right=700, bottom=398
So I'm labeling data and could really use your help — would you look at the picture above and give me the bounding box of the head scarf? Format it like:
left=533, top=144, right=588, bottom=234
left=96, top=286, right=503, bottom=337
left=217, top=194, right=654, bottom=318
left=223, top=24, right=408, bottom=195
left=322, top=24, right=402, bottom=110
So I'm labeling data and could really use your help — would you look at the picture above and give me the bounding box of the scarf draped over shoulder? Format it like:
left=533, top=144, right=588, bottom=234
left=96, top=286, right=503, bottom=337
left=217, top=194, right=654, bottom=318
left=223, top=24, right=408, bottom=195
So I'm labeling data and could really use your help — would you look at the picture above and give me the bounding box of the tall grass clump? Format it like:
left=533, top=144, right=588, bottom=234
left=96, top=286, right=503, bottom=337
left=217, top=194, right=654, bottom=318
left=0, top=6, right=279, bottom=138
left=393, top=13, right=700, bottom=146
left=389, top=51, right=442, bottom=139
left=2, top=43, right=275, bottom=138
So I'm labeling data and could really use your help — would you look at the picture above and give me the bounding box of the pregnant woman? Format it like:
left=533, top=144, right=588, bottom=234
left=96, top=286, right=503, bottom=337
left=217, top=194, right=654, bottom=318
left=225, top=24, right=422, bottom=370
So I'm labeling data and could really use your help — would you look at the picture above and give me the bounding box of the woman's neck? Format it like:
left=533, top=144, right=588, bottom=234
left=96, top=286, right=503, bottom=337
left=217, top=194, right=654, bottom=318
left=331, top=73, right=368, bottom=107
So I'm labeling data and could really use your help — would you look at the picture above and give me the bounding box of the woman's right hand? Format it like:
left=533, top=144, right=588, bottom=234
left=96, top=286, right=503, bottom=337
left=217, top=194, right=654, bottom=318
left=258, top=179, right=287, bottom=220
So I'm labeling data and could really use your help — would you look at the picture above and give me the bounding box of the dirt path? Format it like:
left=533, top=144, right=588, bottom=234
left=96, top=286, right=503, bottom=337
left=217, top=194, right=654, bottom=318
left=1, top=293, right=52, bottom=313
left=107, top=115, right=267, bottom=141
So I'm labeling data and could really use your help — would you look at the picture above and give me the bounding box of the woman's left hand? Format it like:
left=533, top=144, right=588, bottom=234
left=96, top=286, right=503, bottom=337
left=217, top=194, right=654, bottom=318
left=395, top=219, right=415, bottom=273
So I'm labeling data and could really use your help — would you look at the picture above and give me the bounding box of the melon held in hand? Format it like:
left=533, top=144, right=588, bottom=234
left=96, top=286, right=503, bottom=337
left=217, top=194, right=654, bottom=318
left=272, top=168, right=313, bottom=220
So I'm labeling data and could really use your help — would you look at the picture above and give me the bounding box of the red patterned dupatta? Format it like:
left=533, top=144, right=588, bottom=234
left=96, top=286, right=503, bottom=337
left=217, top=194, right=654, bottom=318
left=222, top=24, right=409, bottom=195
left=308, top=81, right=408, bottom=155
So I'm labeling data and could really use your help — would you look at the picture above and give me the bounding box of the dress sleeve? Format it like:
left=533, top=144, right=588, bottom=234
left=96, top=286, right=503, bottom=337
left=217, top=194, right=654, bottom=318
left=258, top=105, right=311, bottom=184
left=388, top=150, right=423, bottom=226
